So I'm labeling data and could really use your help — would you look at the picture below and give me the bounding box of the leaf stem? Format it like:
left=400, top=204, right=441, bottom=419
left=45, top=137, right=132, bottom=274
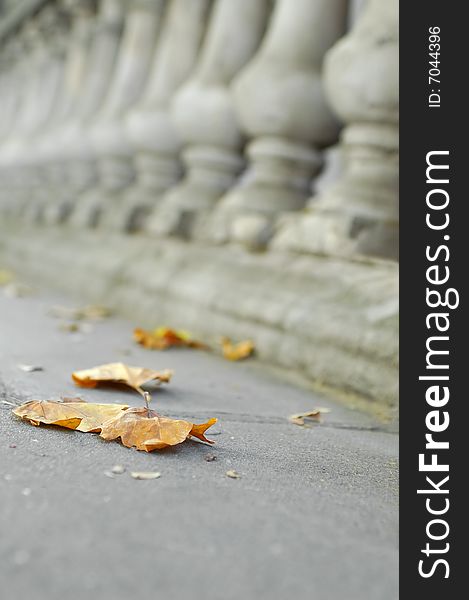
left=143, top=391, right=151, bottom=417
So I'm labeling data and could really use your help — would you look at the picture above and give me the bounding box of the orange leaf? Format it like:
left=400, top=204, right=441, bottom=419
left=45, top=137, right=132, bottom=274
left=12, top=401, right=217, bottom=453
left=134, top=327, right=206, bottom=350
left=221, top=337, right=255, bottom=361
left=72, top=362, right=173, bottom=396
left=190, top=419, right=218, bottom=444
left=99, top=407, right=217, bottom=452
left=13, top=399, right=128, bottom=432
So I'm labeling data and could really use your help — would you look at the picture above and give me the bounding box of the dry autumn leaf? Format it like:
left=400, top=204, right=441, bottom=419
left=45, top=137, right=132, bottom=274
left=134, top=327, right=206, bottom=350
left=13, top=400, right=217, bottom=453
left=99, top=407, right=217, bottom=452
left=13, top=398, right=128, bottom=432
left=288, top=408, right=331, bottom=426
left=72, top=362, right=173, bottom=396
left=221, top=337, right=255, bottom=361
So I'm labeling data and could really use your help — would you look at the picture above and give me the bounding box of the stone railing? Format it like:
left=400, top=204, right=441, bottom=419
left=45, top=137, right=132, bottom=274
left=0, top=0, right=399, bottom=411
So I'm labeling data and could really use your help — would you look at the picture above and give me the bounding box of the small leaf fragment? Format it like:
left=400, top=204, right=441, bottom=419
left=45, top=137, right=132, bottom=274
left=226, top=470, right=241, bottom=479
left=17, top=364, right=44, bottom=373
left=72, top=362, right=173, bottom=396
left=288, top=407, right=331, bottom=426
left=221, top=337, right=255, bottom=361
left=130, top=471, right=161, bottom=480
left=134, top=327, right=206, bottom=350
left=111, top=465, right=126, bottom=475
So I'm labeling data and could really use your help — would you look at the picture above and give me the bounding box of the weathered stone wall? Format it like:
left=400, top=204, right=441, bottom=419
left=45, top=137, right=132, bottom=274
left=0, top=0, right=399, bottom=409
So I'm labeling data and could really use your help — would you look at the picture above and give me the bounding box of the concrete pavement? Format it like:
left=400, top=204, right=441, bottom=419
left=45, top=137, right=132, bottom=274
left=0, top=281, right=398, bottom=600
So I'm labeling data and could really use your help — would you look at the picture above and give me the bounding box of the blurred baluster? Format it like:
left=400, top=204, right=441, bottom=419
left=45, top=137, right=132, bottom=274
left=273, top=0, right=399, bottom=260
left=145, top=0, right=271, bottom=239
left=69, top=0, right=166, bottom=228
left=102, top=0, right=212, bottom=232
left=208, top=0, right=348, bottom=250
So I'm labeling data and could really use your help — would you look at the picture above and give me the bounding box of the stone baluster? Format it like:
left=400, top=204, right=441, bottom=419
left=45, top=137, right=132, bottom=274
left=7, top=17, right=50, bottom=142
left=71, top=0, right=126, bottom=123
left=273, top=0, right=399, bottom=260
left=0, top=40, right=18, bottom=139
left=0, top=39, right=20, bottom=211
left=51, top=0, right=99, bottom=125
left=33, top=0, right=99, bottom=223
left=104, top=0, right=212, bottom=232
left=2, top=7, right=71, bottom=219
left=48, top=0, right=127, bottom=215
left=24, top=6, right=71, bottom=138
left=70, top=0, right=166, bottom=228
left=208, top=0, right=348, bottom=250
left=146, top=0, right=271, bottom=238
left=0, top=18, right=48, bottom=173
left=0, top=28, right=37, bottom=214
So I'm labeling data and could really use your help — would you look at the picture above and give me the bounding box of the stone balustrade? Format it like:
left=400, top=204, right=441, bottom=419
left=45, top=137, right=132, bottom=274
left=0, top=0, right=399, bottom=411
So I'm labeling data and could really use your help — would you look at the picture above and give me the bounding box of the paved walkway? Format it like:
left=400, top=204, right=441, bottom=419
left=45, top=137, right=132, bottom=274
left=0, top=282, right=398, bottom=600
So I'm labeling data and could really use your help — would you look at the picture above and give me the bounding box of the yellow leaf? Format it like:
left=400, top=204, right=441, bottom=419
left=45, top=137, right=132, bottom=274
left=13, top=398, right=128, bottom=432
left=153, top=327, right=191, bottom=341
left=134, top=327, right=206, bottom=350
left=72, top=362, right=173, bottom=396
left=99, top=407, right=217, bottom=452
left=221, top=337, right=255, bottom=361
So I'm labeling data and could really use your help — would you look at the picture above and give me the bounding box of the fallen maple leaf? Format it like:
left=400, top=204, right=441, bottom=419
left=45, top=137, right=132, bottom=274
left=99, top=407, right=217, bottom=451
left=134, top=327, right=206, bottom=350
left=72, top=362, right=173, bottom=396
left=13, top=400, right=217, bottom=453
left=221, top=337, right=255, bottom=361
left=13, top=398, right=128, bottom=432
left=288, top=408, right=331, bottom=426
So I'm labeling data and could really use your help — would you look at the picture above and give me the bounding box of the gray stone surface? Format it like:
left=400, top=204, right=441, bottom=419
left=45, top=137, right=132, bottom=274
left=0, top=284, right=398, bottom=600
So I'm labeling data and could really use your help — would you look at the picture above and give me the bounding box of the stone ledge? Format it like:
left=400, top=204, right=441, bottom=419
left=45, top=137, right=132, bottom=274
left=0, top=223, right=398, bottom=408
